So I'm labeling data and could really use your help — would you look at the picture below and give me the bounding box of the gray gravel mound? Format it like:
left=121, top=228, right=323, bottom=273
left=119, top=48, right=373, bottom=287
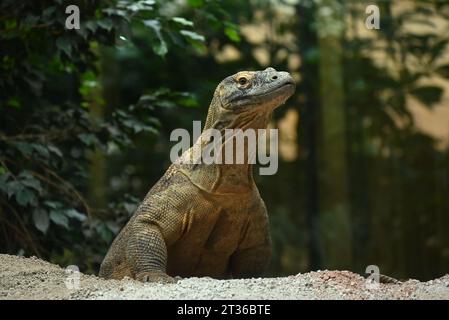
left=0, top=254, right=448, bottom=300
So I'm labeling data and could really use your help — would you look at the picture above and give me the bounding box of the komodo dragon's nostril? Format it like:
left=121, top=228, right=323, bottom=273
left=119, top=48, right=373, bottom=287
left=272, top=75, right=278, bottom=80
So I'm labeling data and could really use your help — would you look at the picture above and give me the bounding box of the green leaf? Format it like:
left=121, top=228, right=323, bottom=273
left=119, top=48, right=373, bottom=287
left=17, top=171, right=33, bottom=180
left=12, top=142, right=33, bottom=156
left=96, top=224, right=113, bottom=242
left=64, top=209, right=87, bottom=222
left=410, top=86, right=443, bottom=107
left=56, top=37, right=72, bottom=57
left=152, top=39, right=168, bottom=56
left=180, top=30, right=205, bottom=42
left=187, top=0, right=204, bottom=7
left=121, top=118, right=156, bottom=134
left=204, top=12, right=220, bottom=28
left=143, top=19, right=161, bottom=32
left=0, top=172, right=10, bottom=193
left=5, top=181, right=22, bottom=198
left=124, top=202, right=137, bottom=214
left=31, top=144, right=50, bottom=158
left=15, top=188, right=36, bottom=206
left=172, top=17, right=194, bottom=27
left=33, top=209, right=49, bottom=234
left=50, top=210, right=69, bottom=229
left=152, top=87, right=171, bottom=96
left=85, top=21, right=98, bottom=33
left=224, top=27, right=241, bottom=42
left=98, top=19, right=113, bottom=31
left=78, top=133, right=98, bottom=146
left=48, top=145, right=63, bottom=157
left=106, top=221, right=121, bottom=234
left=143, top=19, right=168, bottom=56
left=155, top=100, right=176, bottom=109
left=179, top=95, right=199, bottom=108
left=7, top=97, right=20, bottom=109
left=44, top=201, right=61, bottom=209
left=127, top=0, right=155, bottom=12
left=18, top=173, right=41, bottom=192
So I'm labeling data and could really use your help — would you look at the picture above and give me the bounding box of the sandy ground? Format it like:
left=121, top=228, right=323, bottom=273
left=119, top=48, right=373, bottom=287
left=0, top=254, right=448, bottom=300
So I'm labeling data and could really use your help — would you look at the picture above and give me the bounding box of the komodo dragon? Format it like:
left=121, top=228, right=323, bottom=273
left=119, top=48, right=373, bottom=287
left=99, top=67, right=296, bottom=282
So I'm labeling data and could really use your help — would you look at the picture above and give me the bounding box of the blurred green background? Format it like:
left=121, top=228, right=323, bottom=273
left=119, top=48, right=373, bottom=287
left=1, top=0, right=449, bottom=281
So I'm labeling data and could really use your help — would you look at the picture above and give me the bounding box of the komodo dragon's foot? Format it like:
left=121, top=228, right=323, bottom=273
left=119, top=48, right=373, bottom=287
left=136, top=271, right=178, bottom=284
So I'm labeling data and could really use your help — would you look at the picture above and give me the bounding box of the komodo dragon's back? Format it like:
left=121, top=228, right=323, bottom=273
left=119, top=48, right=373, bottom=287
left=99, top=68, right=296, bottom=282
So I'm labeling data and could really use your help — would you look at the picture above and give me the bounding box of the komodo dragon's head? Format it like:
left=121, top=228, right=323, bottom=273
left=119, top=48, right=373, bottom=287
left=177, top=68, right=295, bottom=193
left=203, top=67, right=295, bottom=131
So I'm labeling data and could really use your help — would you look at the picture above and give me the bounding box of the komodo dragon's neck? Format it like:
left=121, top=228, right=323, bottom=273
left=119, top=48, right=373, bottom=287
left=178, top=94, right=273, bottom=195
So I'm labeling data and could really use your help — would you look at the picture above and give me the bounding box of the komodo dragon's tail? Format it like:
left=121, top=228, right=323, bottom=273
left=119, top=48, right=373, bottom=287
left=364, top=272, right=403, bottom=284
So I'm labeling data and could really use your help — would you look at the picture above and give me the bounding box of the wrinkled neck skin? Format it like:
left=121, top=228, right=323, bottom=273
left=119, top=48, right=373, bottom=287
left=178, top=93, right=273, bottom=195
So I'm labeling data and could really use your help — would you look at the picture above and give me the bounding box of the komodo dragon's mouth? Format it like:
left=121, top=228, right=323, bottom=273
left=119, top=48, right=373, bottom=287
left=257, top=79, right=295, bottom=92
left=226, top=80, right=296, bottom=109
left=252, top=80, right=296, bottom=98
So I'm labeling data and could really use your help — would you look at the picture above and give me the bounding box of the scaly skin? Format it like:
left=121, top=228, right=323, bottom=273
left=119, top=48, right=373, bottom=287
left=99, top=67, right=296, bottom=282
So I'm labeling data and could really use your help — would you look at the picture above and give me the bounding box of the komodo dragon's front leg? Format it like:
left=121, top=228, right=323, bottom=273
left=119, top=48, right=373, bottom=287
left=126, top=221, right=173, bottom=282
left=230, top=203, right=272, bottom=278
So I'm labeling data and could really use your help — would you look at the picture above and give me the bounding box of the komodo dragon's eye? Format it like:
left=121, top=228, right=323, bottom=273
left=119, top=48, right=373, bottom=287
left=237, top=76, right=248, bottom=86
